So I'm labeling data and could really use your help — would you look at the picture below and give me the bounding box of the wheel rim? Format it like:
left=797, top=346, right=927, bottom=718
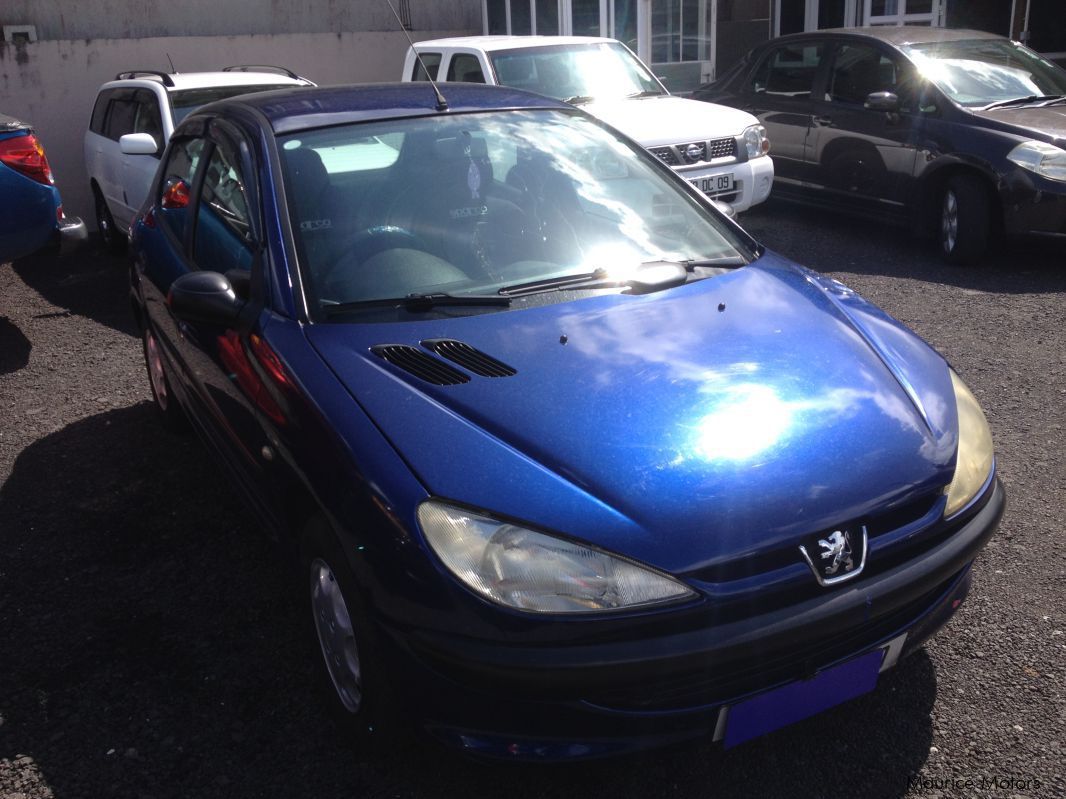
left=96, top=195, right=113, bottom=244
left=310, top=558, right=363, bottom=713
left=145, top=330, right=169, bottom=410
left=941, top=189, right=958, bottom=253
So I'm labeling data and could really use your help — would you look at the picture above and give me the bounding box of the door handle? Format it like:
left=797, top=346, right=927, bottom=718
left=813, top=115, right=833, bottom=127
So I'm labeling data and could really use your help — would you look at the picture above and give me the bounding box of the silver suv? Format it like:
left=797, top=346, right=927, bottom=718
left=84, top=66, right=314, bottom=250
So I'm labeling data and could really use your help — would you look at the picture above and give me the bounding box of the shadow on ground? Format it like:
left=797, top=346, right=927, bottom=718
left=11, top=237, right=136, bottom=337
left=0, top=405, right=942, bottom=798
left=0, top=316, right=30, bottom=375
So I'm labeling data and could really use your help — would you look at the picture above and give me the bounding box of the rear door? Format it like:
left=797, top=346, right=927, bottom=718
left=804, top=40, right=920, bottom=211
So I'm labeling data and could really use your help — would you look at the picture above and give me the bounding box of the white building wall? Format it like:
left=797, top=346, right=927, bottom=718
left=0, top=29, right=473, bottom=222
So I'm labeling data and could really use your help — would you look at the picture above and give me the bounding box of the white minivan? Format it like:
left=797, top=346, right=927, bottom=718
left=402, top=37, right=774, bottom=214
left=84, top=67, right=314, bottom=250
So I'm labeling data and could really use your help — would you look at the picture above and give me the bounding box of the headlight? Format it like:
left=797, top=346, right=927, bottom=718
left=1007, top=140, right=1066, bottom=182
left=742, top=124, right=770, bottom=159
left=417, top=501, right=695, bottom=613
left=944, top=370, right=995, bottom=517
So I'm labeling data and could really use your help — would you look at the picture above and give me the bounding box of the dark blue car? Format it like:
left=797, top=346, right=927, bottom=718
left=0, top=113, right=86, bottom=263
left=128, top=83, right=1003, bottom=759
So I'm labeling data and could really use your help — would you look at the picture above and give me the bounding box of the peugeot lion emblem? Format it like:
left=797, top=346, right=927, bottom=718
left=799, top=525, right=868, bottom=587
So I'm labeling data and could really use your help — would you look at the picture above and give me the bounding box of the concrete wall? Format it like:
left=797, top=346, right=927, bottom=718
left=0, top=0, right=479, bottom=39
left=0, top=29, right=474, bottom=223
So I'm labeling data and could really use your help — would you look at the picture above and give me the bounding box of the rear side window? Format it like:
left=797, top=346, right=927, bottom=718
left=411, top=52, right=442, bottom=81
left=752, top=43, right=825, bottom=98
left=447, top=54, right=486, bottom=83
left=89, top=90, right=115, bottom=134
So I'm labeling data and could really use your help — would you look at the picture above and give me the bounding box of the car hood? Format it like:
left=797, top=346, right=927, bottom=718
left=970, top=104, right=1066, bottom=143
left=583, top=95, right=758, bottom=146
left=305, top=254, right=957, bottom=574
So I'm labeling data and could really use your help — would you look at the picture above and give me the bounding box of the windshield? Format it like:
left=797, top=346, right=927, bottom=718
left=902, top=38, right=1066, bottom=107
left=170, top=85, right=296, bottom=124
left=488, top=42, right=664, bottom=102
left=279, top=109, right=752, bottom=317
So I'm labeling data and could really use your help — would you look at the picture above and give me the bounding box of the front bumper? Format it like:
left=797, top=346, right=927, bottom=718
left=380, top=478, right=1004, bottom=759
left=678, top=155, right=774, bottom=213
left=1001, top=168, right=1066, bottom=236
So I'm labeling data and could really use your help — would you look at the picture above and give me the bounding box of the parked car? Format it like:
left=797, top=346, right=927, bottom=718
left=402, top=36, right=774, bottom=214
left=84, top=66, right=314, bottom=252
left=693, top=27, right=1066, bottom=264
left=1, top=113, right=86, bottom=263
left=128, top=82, right=1003, bottom=759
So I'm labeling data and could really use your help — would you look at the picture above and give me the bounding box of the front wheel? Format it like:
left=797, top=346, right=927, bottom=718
left=142, top=325, right=186, bottom=431
left=939, top=174, right=990, bottom=265
left=301, top=516, right=400, bottom=748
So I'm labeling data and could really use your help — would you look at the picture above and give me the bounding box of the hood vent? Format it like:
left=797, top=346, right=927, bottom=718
left=421, top=339, right=517, bottom=377
left=370, top=345, right=470, bottom=386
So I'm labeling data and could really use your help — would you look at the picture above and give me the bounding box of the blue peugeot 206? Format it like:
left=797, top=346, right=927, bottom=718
left=128, top=81, right=1003, bottom=760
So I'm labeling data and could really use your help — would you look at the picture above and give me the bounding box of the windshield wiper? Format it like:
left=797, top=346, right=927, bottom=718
left=980, top=94, right=1065, bottom=111
left=323, top=292, right=511, bottom=315
left=626, top=90, right=664, bottom=99
left=499, top=261, right=691, bottom=298
left=564, top=94, right=596, bottom=105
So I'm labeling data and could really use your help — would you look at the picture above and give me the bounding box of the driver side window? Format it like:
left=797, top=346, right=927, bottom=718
left=193, top=142, right=255, bottom=272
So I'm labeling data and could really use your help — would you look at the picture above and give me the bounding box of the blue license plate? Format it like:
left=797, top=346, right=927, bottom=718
left=723, top=648, right=884, bottom=749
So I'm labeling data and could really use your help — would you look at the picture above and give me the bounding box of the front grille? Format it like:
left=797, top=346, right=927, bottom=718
left=650, top=138, right=738, bottom=168
left=370, top=345, right=470, bottom=386
left=708, top=137, right=738, bottom=159
left=421, top=339, right=516, bottom=378
left=650, top=146, right=679, bottom=166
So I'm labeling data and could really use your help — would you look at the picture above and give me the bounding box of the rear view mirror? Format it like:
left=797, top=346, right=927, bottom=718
left=120, top=132, right=159, bottom=155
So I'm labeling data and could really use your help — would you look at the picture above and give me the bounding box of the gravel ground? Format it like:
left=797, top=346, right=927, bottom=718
left=1, top=201, right=1063, bottom=799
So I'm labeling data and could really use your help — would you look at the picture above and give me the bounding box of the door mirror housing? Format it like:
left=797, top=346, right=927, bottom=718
left=120, top=132, right=160, bottom=155
left=864, top=91, right=900, bottom=112
left=167, top=271, right=244, bottom=326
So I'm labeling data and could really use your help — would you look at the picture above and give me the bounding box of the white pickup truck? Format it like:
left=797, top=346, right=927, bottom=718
left=402, top=36, right=773, bottom=214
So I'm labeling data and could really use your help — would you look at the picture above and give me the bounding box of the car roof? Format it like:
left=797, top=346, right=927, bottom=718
left=773, top=26, right=1005, bottom=48
left=412, top=35, right=619, bottom=51
left=102, top=70, right=312, bottom=92
left=209, top=82, right=574, bottom=135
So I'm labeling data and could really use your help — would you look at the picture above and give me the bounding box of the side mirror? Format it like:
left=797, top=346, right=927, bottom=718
left=167, top=271, right=244, bottom=326
left=864, top=91, right=900, bottom=112
left=120, top=132, right=160, bottom=155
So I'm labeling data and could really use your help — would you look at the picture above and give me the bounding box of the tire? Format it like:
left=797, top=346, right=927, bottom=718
left=939, top=174, right=990, bottom=265
left=301, top=515, right=401, bottom=749
left=93, top=186, right=126, bottom=254
left=142, top=324, right=187, bottom=432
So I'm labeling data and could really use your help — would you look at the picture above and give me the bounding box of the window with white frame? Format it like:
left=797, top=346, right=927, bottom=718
left=485, top=0, right=562, bottom=35
left=865, top=0, right=943, bottom=27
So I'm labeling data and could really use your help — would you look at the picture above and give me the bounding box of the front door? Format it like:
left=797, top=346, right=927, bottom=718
left=804, top=40, right=919, bottom=211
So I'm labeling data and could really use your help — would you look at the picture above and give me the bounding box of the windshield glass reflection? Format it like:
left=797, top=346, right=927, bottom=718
left=279, top=109, right=750, bottom=314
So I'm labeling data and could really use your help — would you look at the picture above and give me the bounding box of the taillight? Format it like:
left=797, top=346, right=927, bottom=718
left=0, top=132, right=55, bottom=185
left=162, top=179, right=190, bottom=209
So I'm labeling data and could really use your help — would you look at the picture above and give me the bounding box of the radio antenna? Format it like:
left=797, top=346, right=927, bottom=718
left=383, top=0, right=448, bottom=111
left=166, top=53, right=177, bottom=73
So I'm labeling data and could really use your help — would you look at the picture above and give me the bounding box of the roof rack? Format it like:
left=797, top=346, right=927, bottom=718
left=223, top=64, right=304, bottom=80
left=114, top=70, right=175, bottom=87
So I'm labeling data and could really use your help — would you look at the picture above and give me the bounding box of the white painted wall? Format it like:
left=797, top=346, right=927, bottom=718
left=0, top=30, right=473, bottom=223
